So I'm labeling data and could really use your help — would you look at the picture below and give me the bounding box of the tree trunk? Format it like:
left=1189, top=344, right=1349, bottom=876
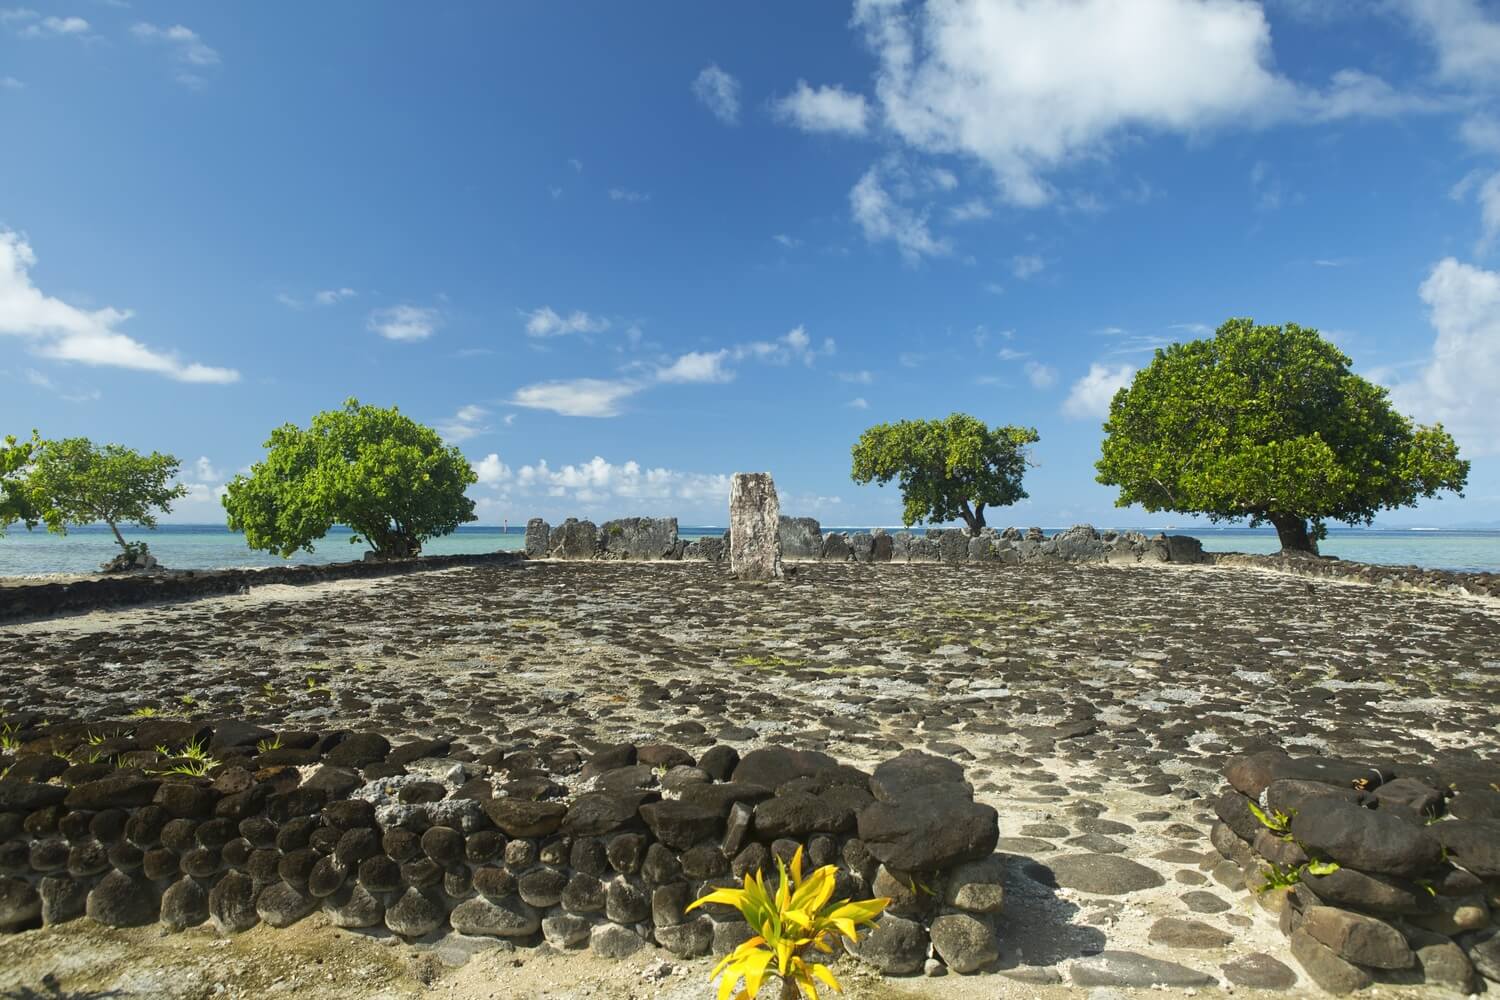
left=780, top=975, right=802, bottom=1000
left=107, top=519, right=129, bottom=553
left=958, top=501, right=986, bottom=537
left=1270, top=513, right=1319, bottom=555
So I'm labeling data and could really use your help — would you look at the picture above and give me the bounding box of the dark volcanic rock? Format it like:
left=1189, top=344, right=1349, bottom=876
left=209, top=871, right=260, bottom=933
left=1290, top=797, right=1442, bottom=878
left=752, top=792, right=849, bottom=838
left=857, top=787, right=997, bottom=870
left=484, top=798, right=566, bottom=838
left=0, top=876, right=41, bottom=931
left=640, top=800, right=722, bottom=850
left=730, top=747, right=837, bottom=789
left=67, top=774, right=160, bottom=811
left=256, top=882, right=318, bottom=928
left=562, top=791, right=650, bottom=837
left=869, top=750, right=968, bottom=802
left=160, top=876, right=210, bottom=931
left=86, top=870, right=158, bottom=927
left=1071, top=951, right=1218, bottom=988
left=1432, top=818, right=1500, bottom=878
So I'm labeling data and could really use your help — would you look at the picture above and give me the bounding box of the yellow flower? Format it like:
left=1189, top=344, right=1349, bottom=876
left=687, top=846, right=890, bottom=1000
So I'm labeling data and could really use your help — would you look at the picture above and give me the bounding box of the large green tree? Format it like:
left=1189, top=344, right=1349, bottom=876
left=223, top=398, right=478, bottom=559
left=24, top=437, right=187, bottom=553
left=851, top=413, right=1038, bottom=535
left=1096, top=319, right=1469, bottom=554
left=1, top=432, right=40, bottom=535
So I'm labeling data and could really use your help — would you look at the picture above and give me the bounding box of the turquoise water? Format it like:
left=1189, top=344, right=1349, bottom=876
left=1, top=524, right=1497, bottom=577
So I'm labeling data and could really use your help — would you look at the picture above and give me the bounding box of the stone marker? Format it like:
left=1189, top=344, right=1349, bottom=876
left=729, top=473, right=783, bottom=580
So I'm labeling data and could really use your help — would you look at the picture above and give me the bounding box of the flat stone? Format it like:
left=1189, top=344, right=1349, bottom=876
left=1221, top=952, right=1298, bottom=990
left=1301, top=905, right=1413, bottom=969
left=450, top=895, right=540, bottom=938
left=1069, top=950, right=1217, bottom=988
left=930, top=912, right=999, bottom=973
left=1179, top=890, right=1230, bottom=914
left=1048, top=854, right=1165, bottom=895
left=590, top=921, right=645, bottom=958
left=1147, top=916, right=1233, bottom=949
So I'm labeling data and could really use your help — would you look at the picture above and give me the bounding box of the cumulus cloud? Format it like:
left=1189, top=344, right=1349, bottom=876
left=437, top=404, right=489, bottom=443
left=609, top=187, right=651, bottom=203
left=852, top=0, right=1420, bottom=208
left=1391, top=258, right=1500, bottom=457
left=773, top=81, right=871, bottom=135
left=510, top=378, right=642, bottom=418
left=657, top=350, right=734, bottom=384
left=474, top=453, right=511, bottom=485
left=524, top=306, right=610, bottom=338
left=0, top=229, right=238, bottom=384
left=1011, top=254, right=1045, bottom=280
left=848, top=396, right=869, bottom=409
left=850, top=165, right=950, bottom=262
left=510, top=456, right=732, bottom=507
left=1063, top=362, right=1135, bottom=419
left=368, top=304, right=440, bottom=342
left=692, top=64, right=741, bottom=124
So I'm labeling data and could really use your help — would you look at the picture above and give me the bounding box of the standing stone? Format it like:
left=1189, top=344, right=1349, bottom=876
left=778, top=516, right=823, bottom=560
left=524, top=518, right=550, bottom=558
left=729, top=473, right=783, bottom=581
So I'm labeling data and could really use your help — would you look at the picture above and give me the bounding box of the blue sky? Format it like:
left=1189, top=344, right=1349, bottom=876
left=3, top=0, right=1500, bottom=529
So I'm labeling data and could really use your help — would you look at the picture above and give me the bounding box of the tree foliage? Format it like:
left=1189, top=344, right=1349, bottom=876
left=223, top=398, right=478, bottom=559
left=24, top=437, right=187, bottom=552
left=0, top=432, right=40, bottom=535
left=1095, top=319, right=1470, bottom=553
left=851, top=413, right=1039, bottom=535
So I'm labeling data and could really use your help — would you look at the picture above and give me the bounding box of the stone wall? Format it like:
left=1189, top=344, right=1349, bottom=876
left=0, top=551, right=525, bottom=624
left=529, top=518, right=1210, bottom=567
left=0, top=722, right=1005, bottom=975
left=1212, top=746, right=1500, bottom=994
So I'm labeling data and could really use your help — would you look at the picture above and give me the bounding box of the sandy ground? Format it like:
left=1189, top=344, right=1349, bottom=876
left=3, top=559, right=1495, bottom=999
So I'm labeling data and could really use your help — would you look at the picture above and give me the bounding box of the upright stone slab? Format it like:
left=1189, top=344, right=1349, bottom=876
left=729, top=473, right=783, bottom=580
left=524, top=518, right=551, bottom=558
left=600, top=517, right=679, bottom=560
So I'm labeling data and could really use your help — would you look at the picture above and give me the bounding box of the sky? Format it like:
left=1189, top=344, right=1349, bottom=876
left=3, top=0, right=1500, bottom=531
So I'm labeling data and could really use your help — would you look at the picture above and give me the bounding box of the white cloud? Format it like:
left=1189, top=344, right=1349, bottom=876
left=692, top=64, right=741, bottom=124
left=850, top=165, right=950, bottom=262
left=1011, top=254, right=1045, bottom=279
left=1024, top=361, right=1058, bottom=389
left=852, top=0, right=1418, bottom=207
left=131, top=22, right=219, bottom=66
left=1, top=76, right=21, bottom=90
left=773, top=233, right=802, bottom=248
left=275, top=292, right=302, bottom=310
left=1063, top=362, right=1135, bottom=419
left=773, top=81, right=870, bottom=135
left=949, top=198, right=992, bottom=222
left=657, top=350, right=734, bottom=384
left=731, top=325, right=835, bottom=367
left=437, top=404, right=489, bottom=443
left=314, top=287, right=356, bottom=306
left=368, top=304, right=439, bottom=342
left=0, top=229, right=239, bottom=384
left=1450, top=170, right=1500, bottom=250
left=839, top=369, right=875, bottom=384
left=848, top=396, right=869, bottom=409
left=9, top=12, right=88, bottom=38
left=510, top=378, right=642, bottom=418
left=1396, top=0, right=1500, bottom=87
left=193, top=456, right=222, bottom=482
left=474, top=453, right=511, bottom=485
left=997, top=347, right=1029, bottom=361
left=524, top=306, right=610, bottom=338
left=1391, top=257, right=1500, bottom=457
left=510, top=456, right=732, bottom=506
left=609, top=187, right=651, bottom=203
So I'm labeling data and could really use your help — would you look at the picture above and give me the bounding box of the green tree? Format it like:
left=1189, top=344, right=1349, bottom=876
left=1, top=432, right=40, bottom=535
left=1095, top=319, right=1469, bottom=554
left=24, top=437, right=187, bottom=553
left=851, top=413, right=1039, bottom=535
left=223, top=398, right=478, bottom=559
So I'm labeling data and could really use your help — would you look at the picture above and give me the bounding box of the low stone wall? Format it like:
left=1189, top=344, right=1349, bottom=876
left=1212, top=746, right=1500, bottom=994
left=0, top=551, right=526, bottom=624
left=1212, top=550, right=1500, bottom=600
left=0, top=722, right=1005, bottom=976
left=528, top=518, right=1209, bottom=567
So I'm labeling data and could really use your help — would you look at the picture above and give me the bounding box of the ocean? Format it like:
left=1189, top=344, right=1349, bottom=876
left=2, top=523, right=1498, bottom=577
